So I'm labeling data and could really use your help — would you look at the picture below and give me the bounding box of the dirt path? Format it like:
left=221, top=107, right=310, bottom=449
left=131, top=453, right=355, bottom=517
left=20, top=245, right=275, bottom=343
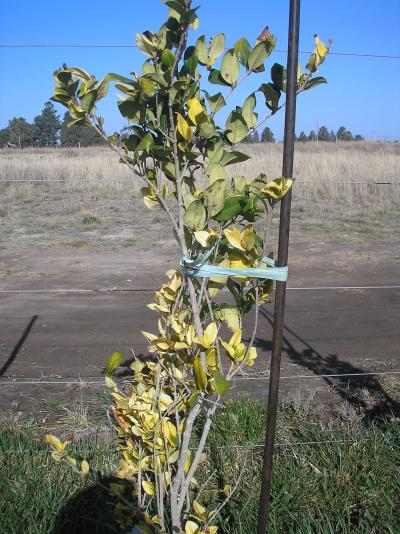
left=1, top=238, right=399, bottom=415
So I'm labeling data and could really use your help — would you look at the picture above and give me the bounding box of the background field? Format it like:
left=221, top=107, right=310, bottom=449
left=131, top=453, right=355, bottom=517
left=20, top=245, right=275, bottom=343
left=1, top=142, right=399, bottom=257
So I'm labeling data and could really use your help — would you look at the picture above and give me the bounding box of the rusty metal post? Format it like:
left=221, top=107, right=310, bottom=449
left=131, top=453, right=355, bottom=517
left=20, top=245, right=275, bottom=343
left=257, top=0, right=301, bottom=532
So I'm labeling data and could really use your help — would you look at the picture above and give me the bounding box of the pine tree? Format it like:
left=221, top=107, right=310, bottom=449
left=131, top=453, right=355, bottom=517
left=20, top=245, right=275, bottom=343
left=308, top=130, right=317, bottom=141
left=60, top=112, right=104, bottom=147
left=33, top=101, right=61, bottom=146
left=252, top=130, right=260, bottom=143
left=317, top=125, right=330, bottom=142
left=6, top=118, right=36, bottom=147
left=261, top=127, right=275, bottom=143
left=329, top=130, right=336, bottom=142
left=298, top=131, right=307, bottom=142
left=336, top=126, right=353, bottom=141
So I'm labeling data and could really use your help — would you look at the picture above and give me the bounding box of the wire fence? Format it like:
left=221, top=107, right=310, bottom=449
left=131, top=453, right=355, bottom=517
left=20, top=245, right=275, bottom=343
left=1, top=43, right=400, bottom=60
left=1, top=370, right=399, bottom=386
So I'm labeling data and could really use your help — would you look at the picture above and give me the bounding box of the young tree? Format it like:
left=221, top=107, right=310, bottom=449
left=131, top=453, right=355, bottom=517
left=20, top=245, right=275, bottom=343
left=33, top=101, right=61, bottom=146
left=317, top=125, right=330, bottom=142
left=261, top=126, right=275, bottom=143
left=60, top=111, right=104, bottom=146
left=47, top=2, right=329, bottom=531
left=297, top=131, right=307, bottom=142
left=6, top=117, right=36, bottom=147
left=308, top=129, right=317, bottom=141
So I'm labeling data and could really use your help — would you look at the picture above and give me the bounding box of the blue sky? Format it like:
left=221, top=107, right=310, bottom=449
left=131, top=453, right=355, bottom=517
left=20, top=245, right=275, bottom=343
left=1, top=0, right=399, bottom=140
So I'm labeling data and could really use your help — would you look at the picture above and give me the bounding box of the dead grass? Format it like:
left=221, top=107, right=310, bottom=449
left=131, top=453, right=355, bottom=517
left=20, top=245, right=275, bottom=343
left=0, top=142, right=399, bottom=252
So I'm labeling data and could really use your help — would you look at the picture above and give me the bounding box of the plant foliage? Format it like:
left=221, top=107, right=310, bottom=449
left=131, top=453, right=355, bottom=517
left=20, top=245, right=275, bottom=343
left=47, top=1, right=329, bottom=532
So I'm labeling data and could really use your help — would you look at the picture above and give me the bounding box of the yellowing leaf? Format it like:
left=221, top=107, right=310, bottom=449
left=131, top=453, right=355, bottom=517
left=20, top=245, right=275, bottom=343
left=193, top=356, right=207, bottom=390
left=230, top=329, right=242, bottom=348
left=315, top=35, right=329, bottom=58
left=261, top=178, right=293, bottom=201
left=188, top=98, right=206, bottom=125
left=185, top=520, right=200, bottom=534
left=196, top=322, right=218, bottom=348
left=224, top=228, right=245, bottom=251
left=142, top=480, right=155, bottom=495
left=177, top=113, right=192, bottom=142
left=81, top=460, right=90, bottom=475
left=193, top=500, right=207, bottom=519
left=245, top=346, right=257, bottom=367
left=241, top=225, right=255, bottom=252
left=194, top=230, right=210, bottom=247
left=105, top=351, right=124, bottom=376
left=45, top=434, right=64, bottom=451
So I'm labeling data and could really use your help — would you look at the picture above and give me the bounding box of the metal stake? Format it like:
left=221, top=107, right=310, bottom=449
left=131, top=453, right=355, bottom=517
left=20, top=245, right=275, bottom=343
left=257, top=0, right=301, bottom=532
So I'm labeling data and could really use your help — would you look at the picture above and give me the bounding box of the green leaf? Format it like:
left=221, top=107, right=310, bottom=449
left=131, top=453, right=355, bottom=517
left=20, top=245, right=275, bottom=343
left=80, top=90, right=97, bottom=114
left=198, top=121, right=216, bottom=139
left=183, top=46, right=198, bottom=75
left=104, top=72, right=136, bottom=86
left=136, top=132, right=153, bottom=152
left=234, top=38, right=251, bottom=67
left=206, top=142, right=224, bottom=168
left=208, top=69, right=230, bottom=87
left=184, top=200, right=207, bottom=230
left=106, top=351, right=124, bottom=376
left=205, top=91, right=226, bottom=114
left=207, top=163, right=227, bottom=184
left=161, top=49, right=176, bottom=69
left=205, top=179, right=226, bottom=217
left=213, top=195, right=248, bottom=221
left=220, top=49, right=240, bottom=86
left=213, top=370, right=230, bottom=396
left=242, top=93, right=257, bottom=128
left=303, top=76, right=327, bottom=91
left=259, top=83, right=280, bottom=112
left=271, top=63, right=287, bottom=92
left=196, top=35, right=208, bottom=65
left=118, top=99, right=144, bottom=122
left=208, top=33, right=226, bottom=65
left=226, top=111, right=249, bottom=144
left=136, top=32, right=157, bottom=57
left=220, top=150, right=250, bottom=166
left=247, top=41, right=274, bottom=71
left=139, top=77, right=157, bottom=96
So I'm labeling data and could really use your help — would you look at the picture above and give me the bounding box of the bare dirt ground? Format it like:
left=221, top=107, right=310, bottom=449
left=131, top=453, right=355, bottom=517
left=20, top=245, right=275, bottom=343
left=1, top=143, right=399, bottom=420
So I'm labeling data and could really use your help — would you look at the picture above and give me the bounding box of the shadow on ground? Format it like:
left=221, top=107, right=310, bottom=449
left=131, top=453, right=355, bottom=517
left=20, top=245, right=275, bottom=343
left=0, top=315, right=38, bottom=377
left=256, top=308, right=400, bottom=422
left=51, top=476, right=155, bottom=534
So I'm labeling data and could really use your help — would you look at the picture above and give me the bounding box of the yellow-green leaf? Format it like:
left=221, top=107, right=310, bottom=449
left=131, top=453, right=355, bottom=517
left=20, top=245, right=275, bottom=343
left=106, top=351, right=124, bottom=376
left=142, top=480, right=155, bottom=495
left=81, top=460, right=90, bottom=475
left=177, top=113, right=192, bottom=142
left=45, top=434, right=64, bottom=451
left=185, top=520, right=200, bottom=534
left=224, top=228, right=245, bottom=251
left=213, top=370, right=230, bottom=396
left=184, top=200, right=207, bottom=230
left=193, top=356, right=207, bottom=390
left=187, top=98, right=206, bottom=125
left=208, top=33, right=226, bottom=66
left=220, top=49, right=240, bottom=86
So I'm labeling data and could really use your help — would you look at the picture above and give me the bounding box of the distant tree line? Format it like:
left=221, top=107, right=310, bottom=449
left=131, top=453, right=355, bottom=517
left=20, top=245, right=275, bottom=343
left=243, top=127, right=275, bottom=143
left=0, top=101, right=104, bottom=148
left=296, top=125, right=364, bottom=142
left=241, top=125, right=364, bottom=144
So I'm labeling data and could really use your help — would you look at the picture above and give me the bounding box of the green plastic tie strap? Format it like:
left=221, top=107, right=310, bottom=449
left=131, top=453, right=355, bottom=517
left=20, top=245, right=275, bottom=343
left=180, top=254, right=288, bottom=282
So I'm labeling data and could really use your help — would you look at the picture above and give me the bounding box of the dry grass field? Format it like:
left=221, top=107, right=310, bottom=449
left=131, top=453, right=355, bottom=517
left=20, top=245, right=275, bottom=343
left=0, top=141, right=399, bottom=257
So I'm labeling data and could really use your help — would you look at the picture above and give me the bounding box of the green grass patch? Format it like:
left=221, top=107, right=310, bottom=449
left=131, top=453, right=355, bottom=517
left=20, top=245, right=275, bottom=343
left=1, top=400, right=399, bottom=533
